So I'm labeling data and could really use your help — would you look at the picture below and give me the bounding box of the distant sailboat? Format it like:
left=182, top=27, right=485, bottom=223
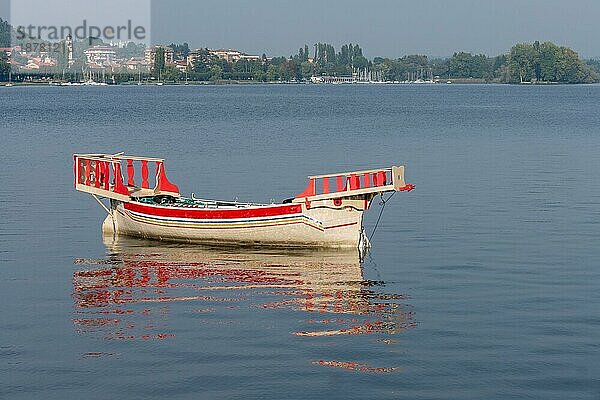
left=82, top=69, right=107, bottom=86
left=6, top=68, right=13, bottom=87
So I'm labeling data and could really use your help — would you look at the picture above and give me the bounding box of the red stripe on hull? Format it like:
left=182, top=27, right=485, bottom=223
left=324, top=222, right=358, bottom=230
left=124, top=202, right=303, bottom=220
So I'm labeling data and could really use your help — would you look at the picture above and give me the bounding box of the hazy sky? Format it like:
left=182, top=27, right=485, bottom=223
left=150, top=0, right=600, bottom=58
left=2, top=0, right=599, bottom=58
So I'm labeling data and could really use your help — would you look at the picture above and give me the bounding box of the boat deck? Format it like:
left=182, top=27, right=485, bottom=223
left=134, top=195, right=270, bottom=210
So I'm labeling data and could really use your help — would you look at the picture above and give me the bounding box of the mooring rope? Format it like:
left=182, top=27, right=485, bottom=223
left=369, top=191, right=396, bottom=241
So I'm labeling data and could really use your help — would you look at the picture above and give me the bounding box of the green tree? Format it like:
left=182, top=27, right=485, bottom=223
left=277, top=59, right=300, bottom=81
left=509, top=43, right=537, bottom=83
left=585, top=59, right=600, bottom=76
left=491, top=54, right=508, bottom=79
left=496, top=63, right=512, bottom=83
left=269, top=56, right=286, bottom=66
left=210, top=65, right=222, bottom=82
left=0, top=18, right=10, bottom=48
left=532, top=40, right=542, bottom=81
left=507, top=41, right=596, bottom=83
left=153, top=47, right=165, bottom=78
left=230, top=59, right=262, bottom=80
left=253, top=69, right=266, bottom=82
left=300, top=61, right=314, bottom=80
left=266, top=64, right=279, bottom=81
left=162, top=65, right=181, bottom=81
left=279, top=63, right=291, bottom=81
left=430, top=58, right=449, bottom=78
left=353, top=55, right=368, bottom=70
left=168, top=42, right=190, bottom=60
left=189, top=48, right=216, bottom=76
left=443, top=51, right=505, bottom=81
left=0, top=51, right=10, bottom=81
left=556, top=46, right=596, bottom=83
left=117, top=42, right=145, bottom=59
left=379, top=55, right=428, bottom=81
left=538, top=42, right=560, bottom=81
left=297, top=46, right=311, bottom=62
left=338, top=44, right=350, bottom=66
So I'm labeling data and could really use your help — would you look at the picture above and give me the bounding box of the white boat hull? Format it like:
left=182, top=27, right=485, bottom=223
left=103, top=200, right=367, bottom=248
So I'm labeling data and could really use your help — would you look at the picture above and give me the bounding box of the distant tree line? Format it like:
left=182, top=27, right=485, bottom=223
left=372, top=42, right=598, bottom=83
left=177, top=43, right=369, bottom=82
left=1, top=16, right=599, bottom=84
left=154, top=40, right=600, bottom=84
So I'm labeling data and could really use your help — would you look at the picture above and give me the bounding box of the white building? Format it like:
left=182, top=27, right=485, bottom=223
left=84, top=46, right=117, bottom=67
left=209, top=49, right=260, bottom=63
left=124, top=57, right=150, bottom=72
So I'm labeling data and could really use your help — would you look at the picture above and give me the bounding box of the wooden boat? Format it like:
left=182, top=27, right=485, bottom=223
left=73, top=153, right=414, bottom=248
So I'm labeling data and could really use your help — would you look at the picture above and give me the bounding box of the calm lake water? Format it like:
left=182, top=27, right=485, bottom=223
left=1, top=84, right=599, bottom=399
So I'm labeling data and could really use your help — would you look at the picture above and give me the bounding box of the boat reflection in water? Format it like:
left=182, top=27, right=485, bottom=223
left=73, top=235, right=415, bottom=359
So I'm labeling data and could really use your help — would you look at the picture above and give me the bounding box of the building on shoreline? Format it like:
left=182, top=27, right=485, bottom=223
left=144, top=45, right=174, bottom=66
left=84, top=46, right=117, bottom=67
left=209, top=49, right=260, bottom=63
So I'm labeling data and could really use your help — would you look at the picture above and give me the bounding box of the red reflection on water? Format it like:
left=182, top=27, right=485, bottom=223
left=104, top=333, right=175, bottom=341
left=312, top=360, right=399, bottom=373
left=295, top=320, right=383, bottom=337
left=73, top=318, right=120, bottom=327
left=80, top=352, right=119, bottom=359
left=73, top=238, right=415, bottom=346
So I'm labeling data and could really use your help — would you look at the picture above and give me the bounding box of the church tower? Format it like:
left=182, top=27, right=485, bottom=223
left=66, top=34, right=74, bottom=67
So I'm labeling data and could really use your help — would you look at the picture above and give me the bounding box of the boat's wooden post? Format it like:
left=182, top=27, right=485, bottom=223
left=85, top=159, right=91, bottom=186
left=155, top=161, right=180, bottom=196
left=392, top=166, right=406, bottom=190
left=113, top=162, right=129, bottom=196
left=322, top=177, right=330, bottom=194
left=336, top=175, right=345, bottom=192
left=363, top=173, right=371, bottom=188
left=79, top=158, right=84, bottom=185
left=73, top=155, right=77, bottom=187
left=97, top=161, right=103, bottom=188
left=141, top=160, right=149, bottom=189
left=103, top=161, right=110, bottom=190
left=295, top=178, right=316, bottom=200
left=376, top=171, right=386, bottom=186
left=94, top=161, right=101, bottom=188
left=126, top=159, right=135, bottom=187
left=349, top=174, right=360, bottom=190
left=76, top=156, right=83, bottom=185
left=98, top=162, right=105, bottom=188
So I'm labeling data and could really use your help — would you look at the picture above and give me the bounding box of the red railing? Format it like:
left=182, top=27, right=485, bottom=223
left=295, top=168, right=392, bottom=200
left=74, top=154, right=180, bottom=199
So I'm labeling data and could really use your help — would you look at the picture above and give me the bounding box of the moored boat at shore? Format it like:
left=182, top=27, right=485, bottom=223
left=73, top=153, right=414, bottom=249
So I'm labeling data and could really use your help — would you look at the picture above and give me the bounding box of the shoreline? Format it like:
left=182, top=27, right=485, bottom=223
left=1, top=80, right=593, bottom=87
